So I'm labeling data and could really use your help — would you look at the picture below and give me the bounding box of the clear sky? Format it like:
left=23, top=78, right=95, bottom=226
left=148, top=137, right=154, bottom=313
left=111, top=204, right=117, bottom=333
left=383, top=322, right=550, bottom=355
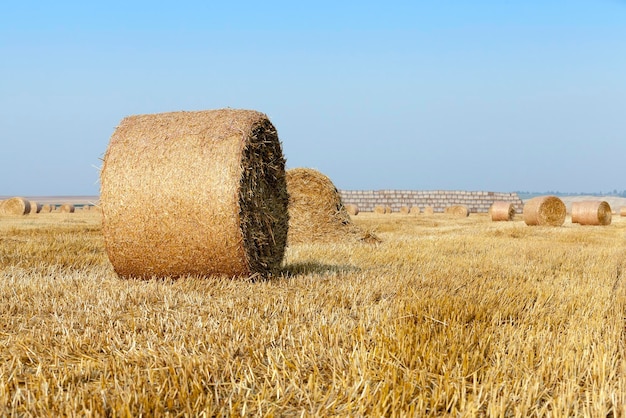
left=1, top=1, right=625, bottom=196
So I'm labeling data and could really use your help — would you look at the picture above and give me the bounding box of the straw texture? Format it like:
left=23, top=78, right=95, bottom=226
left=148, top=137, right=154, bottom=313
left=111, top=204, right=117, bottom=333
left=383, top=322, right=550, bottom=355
left=285, top=168, right=378, bottom=244
left=490, top=201, right=515, bottom=221
left=101, top=109, right=289, bottom=279
left=0, top=197, right=30, bottom=216
left=423, top=206, right=434, bottom=215
left=571, top=200, right=612, bottom=226
left=410, top=206, right=420, bottom=215
left=523, top=196, right=566, bottom=226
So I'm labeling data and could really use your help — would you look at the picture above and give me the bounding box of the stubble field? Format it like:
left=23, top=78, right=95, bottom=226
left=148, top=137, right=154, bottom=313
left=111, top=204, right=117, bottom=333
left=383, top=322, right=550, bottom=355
left=1, top=210, right=626, bottom=416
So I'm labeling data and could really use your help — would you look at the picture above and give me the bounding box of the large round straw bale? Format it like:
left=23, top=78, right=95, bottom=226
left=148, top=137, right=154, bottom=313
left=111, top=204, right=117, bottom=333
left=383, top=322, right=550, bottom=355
left=286, top=168, right=378, bottom=244
left=523, top=196, right=566, bottom=226
left=101, top=109, right=289, bottom=279
left=345, top=204, right=359, bottom=216
left=60, top=203, right=75, bottom=213
left=410, top=206, right=420, bottom=215
left=0, top=197, right=30, bottom=216
left=423, top=206, right=434, bottom=215
left=374, top=205, right=385, bottom=214
left=490, top=201, right=515, bottom=221
left=571, top=200, right=612, bottom=226
left=445, top=205, right=469, bottom=217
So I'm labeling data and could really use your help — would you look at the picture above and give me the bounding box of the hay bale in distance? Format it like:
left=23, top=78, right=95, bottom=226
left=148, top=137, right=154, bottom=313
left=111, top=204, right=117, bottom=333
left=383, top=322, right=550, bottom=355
left=40, top=204, right=52, bottom=213
left=28, top=201, right=40, bottom=214
left=0, top=197, right=30, bottom=216
left=445, top=205, right=469, bottom=217
left=410, top=206, right=420, bottom=215
left=286, top=168, right=378, bottom=244
left=571, top=200, right=612, bottom=226
left=101, top=109, right=289, bottom=279
left=374, top=205, right=385, bottom=214
left=423, top=206, right=434, bottom=215
left=523, top=196, right=566, bottom=226
left=399, top=205, right=410, bottom=214
left=60, top=203, right=75, bottom=213
left=384, top=205, right=392, bottom=214
left=490, top=201, right=515, bottom=221
left=345, top=204, right=359, bottom=216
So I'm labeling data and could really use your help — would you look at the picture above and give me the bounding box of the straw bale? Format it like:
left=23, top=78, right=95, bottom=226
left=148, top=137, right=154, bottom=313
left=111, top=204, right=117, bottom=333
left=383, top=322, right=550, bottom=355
left=571, top=200, right=611, bottom=226
left=399, top=206, right=410, bottom=214
left=100, top=109, right=289, bottom=279
left=286, top=168, right=379, bottom=244
left=410, top=206, right=420, bottom=215
left=345, top=204, right=359, bottom=216
left=60, top=203, right=75, bottom=213
left=621, top=207, right=626, bottom=217
left=523, top=196, right=566, bottom=226
left=490, top=201, right=515, bottom=221
left=0, top=197, right=30, bottom=216
left=374, top=206, right=385, bottom=214
left=384, top=205, right=392, bottom=214
left=423, top=206, right=434, bottom=215
left=28, top=201, right=41, bottom=214
left=40, top=204, right=52, bottom=213
left=445, top=205, right=469, bottom=217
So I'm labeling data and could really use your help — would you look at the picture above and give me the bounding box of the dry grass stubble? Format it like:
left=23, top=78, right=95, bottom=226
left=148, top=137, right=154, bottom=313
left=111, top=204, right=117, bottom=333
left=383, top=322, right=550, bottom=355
left=1, top=212, right=626, bottom=415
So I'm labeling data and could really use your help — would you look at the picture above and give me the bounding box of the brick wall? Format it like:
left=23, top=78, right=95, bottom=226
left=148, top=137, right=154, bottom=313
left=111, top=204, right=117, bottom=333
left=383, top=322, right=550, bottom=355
left=339, top=190, right=523, bottom=213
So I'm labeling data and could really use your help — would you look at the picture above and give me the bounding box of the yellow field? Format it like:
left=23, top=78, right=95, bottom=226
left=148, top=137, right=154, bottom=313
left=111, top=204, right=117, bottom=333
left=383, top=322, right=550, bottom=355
left=1, top=211, right=626, bottom=416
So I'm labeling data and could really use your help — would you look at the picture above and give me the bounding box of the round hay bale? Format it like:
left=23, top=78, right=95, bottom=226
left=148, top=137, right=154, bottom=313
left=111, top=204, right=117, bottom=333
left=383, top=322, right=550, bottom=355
left=28, top=201, right=41, bottom=214
left=445, top=205, right=469, bottom=217
left=374, top=205, right=385, bottom=214
left=410, top=206, right=420, bottom=215
left=286, top=168, right=378, bottom=244
left=620, top=207, right=626, bottom=217
left=523, top=196, right=566, bottom=226
left=40, top=204, right=52, bottom=213
left=571, top=200, right=612, bottom=226
left=399, top=205, right=410, bottom=214
left=489, top=201, right=515, bottom=221
left=384, top=205, right=392, bottom=214
left=0, top=197, right=30, bottom=216
left=345, top=204, right=359, bottom=216
left=60, top=203, right=75, bottom=213
left=101, top=109, right=289, bottom=279
left=423, top=206, right=434, bottom=215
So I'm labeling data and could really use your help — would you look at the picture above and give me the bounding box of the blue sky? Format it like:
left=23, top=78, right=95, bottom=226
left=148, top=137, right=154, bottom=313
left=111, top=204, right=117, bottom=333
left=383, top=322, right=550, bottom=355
left=1, top=1, right=625, bottom=196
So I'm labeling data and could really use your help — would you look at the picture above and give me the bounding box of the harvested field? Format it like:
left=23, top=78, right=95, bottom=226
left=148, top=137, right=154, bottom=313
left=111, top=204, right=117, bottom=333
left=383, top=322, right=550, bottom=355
left=1, top=211, right=626, bottom=416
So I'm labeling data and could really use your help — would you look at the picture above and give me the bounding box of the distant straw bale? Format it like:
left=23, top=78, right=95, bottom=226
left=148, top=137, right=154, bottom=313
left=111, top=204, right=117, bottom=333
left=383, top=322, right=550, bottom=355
left=374, top=206, right=385, bottom=214
left=523, top=196, right=566, bottom=226
left=40, top=204, right=52, bottom=213
left=571, top=200, right=612, bottom=226
left=345, top=204, right=359, bottom=216
left=410, top=206, right=420, bottom=215
left=445, top=205, right=469, bottom=217
left=101, top=109, right=289, bottom=279
left=399, top=206, right=410, bottom=214
left=384, top=206, right=392, bottom=214
left=423, top=206, right=434, bottom=215
left=621, top=207, right=626, bottom=217
left=489, top=201, right=515, bottom=221
left=28, top=201, right=40, bottom=214
left=0, top=197, right=30, bottom=216
left=286, top=168, right=379, bottom=244
left=60, top=203, right=75, bottom=213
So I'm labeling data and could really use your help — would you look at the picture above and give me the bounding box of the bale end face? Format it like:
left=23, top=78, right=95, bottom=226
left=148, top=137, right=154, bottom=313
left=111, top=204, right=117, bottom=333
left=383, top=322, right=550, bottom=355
left=523, top=196, right=566, bottom=226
